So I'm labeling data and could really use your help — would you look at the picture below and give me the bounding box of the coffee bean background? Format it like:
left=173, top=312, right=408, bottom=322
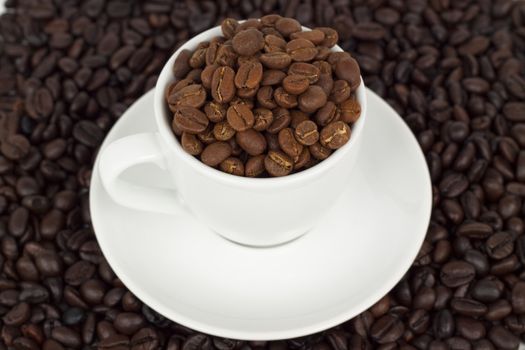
left=0, top=0, right=524, bottom=349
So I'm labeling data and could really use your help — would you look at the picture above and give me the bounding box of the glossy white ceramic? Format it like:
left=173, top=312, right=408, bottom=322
left=90, top=89, right=432, bottom=340
left=97, top=25, right=367, bottom=247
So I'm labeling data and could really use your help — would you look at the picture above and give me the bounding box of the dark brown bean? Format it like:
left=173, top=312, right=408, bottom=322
left=173, top=106, right=209, bottom=134
left=264, top=150, right=293, bottom=177
left=226, top=104, right=255, bottom=132
left=200, top=142, right=232, bottom=167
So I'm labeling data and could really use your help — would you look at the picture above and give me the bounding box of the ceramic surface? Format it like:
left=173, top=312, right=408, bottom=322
left=91, top=89, right=432, bottom=340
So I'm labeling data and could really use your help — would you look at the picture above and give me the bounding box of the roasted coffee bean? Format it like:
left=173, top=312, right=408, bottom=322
left=278, top=128, right=303, bottom=159
left=370, top=314, right=404, bottom=344
left=200, top=142, right=232, bottom=167
left=295, top=121, right=319, bottom=146
left=488, top=326, right=520, bottom=350
left=236, top=129, right=267, bottom=156
left=204, top=101, right=226, bottom=123
left=167, top=84, right=206, bottom=109
left=335, top=58, right=361, bottom=90
left=275, top=18, right=301, bottom=37
left=232, top=29, right=264, bottom=56
left=267, top=108, right=291, bottom=134
left=245, top=155, right=266, bottom=178
left=173, top=50, right=192, bottom=79
left=264, top=151, right=293, bottom=177
left=329, top=80, right=351, bottom=104
left=298, top=86, right=327, bottom=113
left=440, top=261, right=475, bottom=288
left=288, top=62, right=320, bottom=83
left=511, top=281, right=525, bottom=314
left=485, top=232, right=514, bottom=260
left=220, top=157, right=244, bottom=176
left=211, top=66, right=236, bottom=103
left=274, top=87, right=298, bottom=108
left=262, top=69, right=287, bottom=85
left=315, top=101, right=340, bottom=126
left=226, top=104, right=255, bottom=132
left=282, top=75, right=309, bottom=95
left=253, top=108, right=274, bottom=131
left=339, top=98, right=361, bottom=124
left=181, top=132, right=204, bottom=156
left=286, top=38, right=317, bottom=62
left=310, top=142, right=332, bottom=160
left=213, top=122, right=236, bottom=142
left=260, top=52, right=292, bottom=70
left=320, top=121, right=351, bottom=149
left=451, top=298, right=487, bottom=317
left=173, top=106, right=209, bottom=134
left=235, top=61, right=263, bottom=89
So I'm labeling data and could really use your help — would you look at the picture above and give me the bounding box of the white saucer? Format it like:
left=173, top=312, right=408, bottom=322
left=90, top=89, right=432, bottom=340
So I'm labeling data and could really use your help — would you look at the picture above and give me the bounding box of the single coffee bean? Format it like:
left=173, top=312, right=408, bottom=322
left=261, top=69, right=287, bottom=85
left=200, top=142, right=232, bottom=167
left=450, top=298, right=488, bottom=317
left=236, top=129, right=267, bottom=156
left=310, top=142, right=332, bottom=160
left=485, top=231, right=514, bottom=260
left=232, top=29, right=264, bottom=56
left=226, top=104, right=255, bottom=132
left=278, top=128, right=303, bottom=159
left=173, top=106, right=209, bottom=134
left=486, top=299, right=512, bottom=321
left=320, top=121, right=351, bottom=149
left=335, top=57, right=361, bottom=90
left=167, top=84, right=206, bottom=109
left=245, top=155, right=266, bottom=177
left=217, top=156, right=244, bottom=176
left=282, top=75, right=309, bottom=95
left=511, top=281, right=525, bottom=314
left=253, top=108, right=274, bottom=131
left=440, top=261, right=475, bottom=288
left=295, top=120, right=319, bottom=146
left=316, top=101, right=340, bottom=126
left=298, top=85, right=327, bottom=113
left=488, top=325, right=520, bottom=350
left=264, top=151, right=293, bottom=177
left=173, top=49, right=191, bottom=79
left=274, top=87, right=298, bottom=108
left=213, top=122, right=236, bottom=141
left=288, top=62, right=320, bottom=83
left=211, top=66, right=236, bottom=103
left=256, top=86, right=277, bottom=109
left=267, top=108, right=291, bottom=134
left=330, top=80, right=351, bottom=104
left=290, top=29, right=325, bottom=45
left=286, top=38, right=317, bottom=62
left=204, top=101, right=226, bottom=123
left=339, top=98, right=361, bottom=123
left=234, top=61, right=263, bottom=89
left=263, top=34, right=286, bottom=52
left=259, top=52, right=292, bottom=69
left=181, top=132, right=204, bottom=155
left=315, top=27, right=338, bottom=47
left=275, top=17, right=301, bottom=37
left=370, top=314, right=405, bottom=344
left=471, top=279, right=503, bottom=303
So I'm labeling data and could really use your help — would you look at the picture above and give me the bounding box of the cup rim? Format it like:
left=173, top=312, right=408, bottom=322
left=154, top=24, right=367, bottom=188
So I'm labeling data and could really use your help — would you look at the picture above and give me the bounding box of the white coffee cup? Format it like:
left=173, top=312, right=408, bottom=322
left=98, top=24, right=367, bottom=247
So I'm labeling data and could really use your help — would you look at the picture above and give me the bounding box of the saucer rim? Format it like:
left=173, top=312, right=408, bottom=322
left=90, top=88, right=432, bottom=340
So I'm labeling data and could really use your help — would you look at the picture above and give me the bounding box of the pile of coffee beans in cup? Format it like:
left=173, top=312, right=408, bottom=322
left=1, top=0, right=525, bottom=349
left=165, top=17, right=361, bottom=177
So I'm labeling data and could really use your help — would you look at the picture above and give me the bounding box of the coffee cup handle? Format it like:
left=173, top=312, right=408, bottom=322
left=98, top=132, right=184, bottom=215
